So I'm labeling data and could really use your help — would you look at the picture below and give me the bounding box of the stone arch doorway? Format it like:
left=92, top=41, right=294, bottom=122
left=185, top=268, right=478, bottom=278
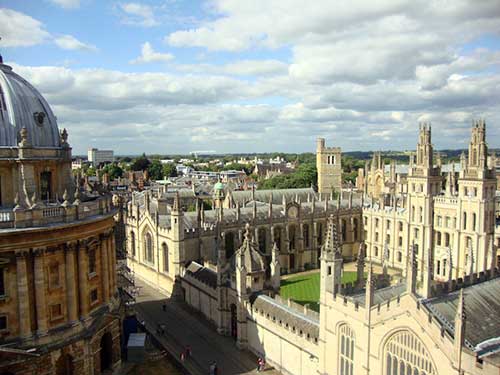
left=100, top=332, right=113, bottom=373
left=230, top=304, right=237, bottom=340
left=55, top=353, right=74, bottom=375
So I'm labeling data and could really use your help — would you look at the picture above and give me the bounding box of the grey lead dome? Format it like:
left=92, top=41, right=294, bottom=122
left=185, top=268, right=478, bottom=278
left=0, top=63, right=60, bottom=147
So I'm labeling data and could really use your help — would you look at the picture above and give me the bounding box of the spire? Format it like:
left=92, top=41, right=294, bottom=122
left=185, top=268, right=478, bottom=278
left=270, top=242, right=281, bottom=291
left=356, top=242, right=366, bottom=287
left=365, top=259, right=375, bottom=312
left=454, top=289, right=466, bottom=370
left=406, top=242, right=417, bottom=294
left=323, top=214, right=342, bottom=257
left=173, top=191, right=180, bottom=212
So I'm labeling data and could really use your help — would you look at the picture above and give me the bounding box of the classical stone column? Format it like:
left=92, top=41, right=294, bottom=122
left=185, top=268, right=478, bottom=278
left=65, top=243, right=79, bottom=323
left=15, top=250, right=32, bottom=338
left=109, top=233, right=117, bottom=297
left=77, top=242, right=90, bottom=319
left=100, top=235, right=110, bottom=303
left=33, top=248, right=48, bottom=334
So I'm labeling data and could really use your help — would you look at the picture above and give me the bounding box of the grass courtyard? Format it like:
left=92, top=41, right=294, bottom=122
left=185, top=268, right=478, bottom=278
left=280, top=271, right=359, bottom=312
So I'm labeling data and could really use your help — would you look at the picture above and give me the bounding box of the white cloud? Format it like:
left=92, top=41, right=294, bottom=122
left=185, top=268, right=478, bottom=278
left=174, top=59, right=288, bottom=76
left=49, top=0, right=80, bottom=9
left=118, top=2, right=159, bottom=27
left=54, top=35, right=97, bottom=51
left=130, top=42, right=174, bottom=64
left=0, top=8, right=50, bottom=47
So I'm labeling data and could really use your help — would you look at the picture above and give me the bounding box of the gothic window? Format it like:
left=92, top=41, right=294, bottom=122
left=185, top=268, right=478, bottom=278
left=386, top=220, right=391, bottom=230
left=398, top=221, right=403, bottom=232
left=130, top=232, right=136, bottom=257
left=463, top=212, right=467, bottom=230
left=386, top=234, right=390, bottom=244
left=145, top=232, right=154, bottom=263
left=258, top=228, right=267, bottom=253
left=443, top=259, right=447, bottom=276
left=162, top=243, right=169, bottom=274
left=436, top=260, right=441, bottom=275
left=472, top=213, right=477, bottom=231
left=88, top=248, right=96, bottom=275
left=353, top=219, right=358, bottom=241
left=225, top=232, right=235, bottom=258
left=375, top=218, right=379, bottom=228
left=397, top=251, right=402, bottom=263
left=411, top=206, right=415, bottom=221
left=339, top=324, right=355, bottom=375
left=445, top=233, right=450, bottom=247
left=436, top=232, right=442, bottom=246
left=303, top=224, right=310, bottom=248
left=398, top=236, right=403, bottom=247
left=383, top=330, right=436, bottom=375
left=289, top=225, right=296, bottom=251
left=274, top=227, right=282, bottom=251
left=374, top=246, right=379, bottom=257
left=317, top=223, right=323, bottom=246
left=375, top=232, right=379, bottom=242
left=341, top=219, right=347, bottom=242
left=419, top=207, right=423, bottom=223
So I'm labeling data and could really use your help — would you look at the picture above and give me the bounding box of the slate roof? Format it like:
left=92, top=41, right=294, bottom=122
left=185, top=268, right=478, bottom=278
left=423, top=278, right=500, bottom=348
left=251, top=294, right=319, bottom=339
left=229, top=188, right=316, bottom=206
left=351, top=282, right=407, bottom=307
left=185, top=261, right=217, bottom=289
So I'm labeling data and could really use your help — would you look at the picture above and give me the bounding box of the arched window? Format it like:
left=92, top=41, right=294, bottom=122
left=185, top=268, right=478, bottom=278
left=436, top=232, right=441, bottom=246
left=341, top=219, right=347, bottom=242
left=374, top=246, right=379, bottom=257
left=130, top=232, right=136, bottom=257
left=317, top=223, right=323, bottom=246
left=463, top=212, right=467, bottom=230
left=383, top=330, right=436, bottom=375
left=289, top=225, right=296, bottom=251
left=472, top=213, right=477, bottom=231
left=258, top=228, right=267, bottom=253
left=445, top=233, right=450, bottom=247
left=274, top=227, right=282, bottom=251
left=225, top=232, right=235, bottom=258
left=353, top=218, right=358, bottom=241
left=303, top=224, right=310, bottom=248
left=144, top=232, right=154, bottom=263
left=88, top=248, right=96, bottom=274
left=339, top=324, right=355, bottom=375
left=162, top=243, right=169, bottom=274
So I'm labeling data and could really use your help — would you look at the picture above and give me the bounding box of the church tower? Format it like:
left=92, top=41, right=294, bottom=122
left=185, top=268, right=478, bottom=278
left=406, top=123, right=442, bottom=290
left=316, top=138, right=342, bottom=196
left=456, top=120, right=496, bottom=276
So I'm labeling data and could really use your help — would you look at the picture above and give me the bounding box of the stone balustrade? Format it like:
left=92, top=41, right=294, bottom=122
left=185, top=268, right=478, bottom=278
left=0, top=195, right=115, bottom=229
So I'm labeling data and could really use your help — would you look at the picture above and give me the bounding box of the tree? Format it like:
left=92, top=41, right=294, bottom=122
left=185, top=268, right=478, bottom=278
left=162, top=163, right=178, bottom=178
left=102, top=163, right=123, bottom=180
left=147, top=160, right=164, bottom=181
left=258, top=163, right=317, bottom=190
left=130, top=153, right=151, bottom=171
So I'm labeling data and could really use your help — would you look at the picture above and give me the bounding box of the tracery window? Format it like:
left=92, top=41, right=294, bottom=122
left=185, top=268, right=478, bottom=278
left=339, top=324, right=355, bottom=375
left=145, top=232, right=154, bottom=263
left=162, top=243, right=169, bottom=274
left=258, top=228, right=267, bottom=253
left=130, top=231, right=136, bottom=256
left=384, top=330, right=436, bottom=375
left=303, top=224, right=309, bottom=248
left=353, top=218, right=358, bottom=241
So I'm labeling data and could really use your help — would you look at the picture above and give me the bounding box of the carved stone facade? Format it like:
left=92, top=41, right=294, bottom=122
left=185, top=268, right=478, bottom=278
left=0, top=61, right=121, bottom=374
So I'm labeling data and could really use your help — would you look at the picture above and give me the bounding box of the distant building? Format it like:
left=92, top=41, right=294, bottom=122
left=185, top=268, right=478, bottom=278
left=316, top=138, right=342, bottom=195
left=88, top=147, right=114, bottom=166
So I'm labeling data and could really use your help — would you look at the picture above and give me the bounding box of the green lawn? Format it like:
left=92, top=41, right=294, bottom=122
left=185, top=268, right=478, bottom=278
left=280, top=271, right=359, bottom=312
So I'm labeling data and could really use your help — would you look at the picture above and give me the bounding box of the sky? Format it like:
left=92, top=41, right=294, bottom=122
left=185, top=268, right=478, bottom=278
left=1, top=0, right=500, bottom=155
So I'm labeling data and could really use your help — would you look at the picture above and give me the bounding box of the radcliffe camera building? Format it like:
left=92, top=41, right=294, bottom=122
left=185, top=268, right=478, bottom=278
left=0, top=61, right=121, bottom=373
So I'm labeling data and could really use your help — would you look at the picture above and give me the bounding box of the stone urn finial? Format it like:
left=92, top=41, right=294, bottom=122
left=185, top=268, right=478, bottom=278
left=62, top=189, right=70, bottom=207
left=73, top=189, right=80, bottom=205
left=60, top=128, right=69, bottom=148
left=19, top=127, right=31, bottom=147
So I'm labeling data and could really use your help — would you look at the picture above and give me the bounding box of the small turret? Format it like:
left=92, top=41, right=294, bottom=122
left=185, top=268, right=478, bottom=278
left=320, top=215, right=343, bottom=299
left=270, top=242, right=281, bottom=291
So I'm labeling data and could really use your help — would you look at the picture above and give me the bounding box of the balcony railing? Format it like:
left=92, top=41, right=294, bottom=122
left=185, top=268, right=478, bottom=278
left=0, top=195, right=115, bottom=230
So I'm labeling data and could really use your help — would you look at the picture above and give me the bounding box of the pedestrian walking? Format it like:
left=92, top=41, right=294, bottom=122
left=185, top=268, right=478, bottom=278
left=257, top=357, right=263, bottom=372
left=213, top=361, right=218, bottom=375
left=260, top=357, right=266, bottom=371
left=180, top=351, right=186, bottom=362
